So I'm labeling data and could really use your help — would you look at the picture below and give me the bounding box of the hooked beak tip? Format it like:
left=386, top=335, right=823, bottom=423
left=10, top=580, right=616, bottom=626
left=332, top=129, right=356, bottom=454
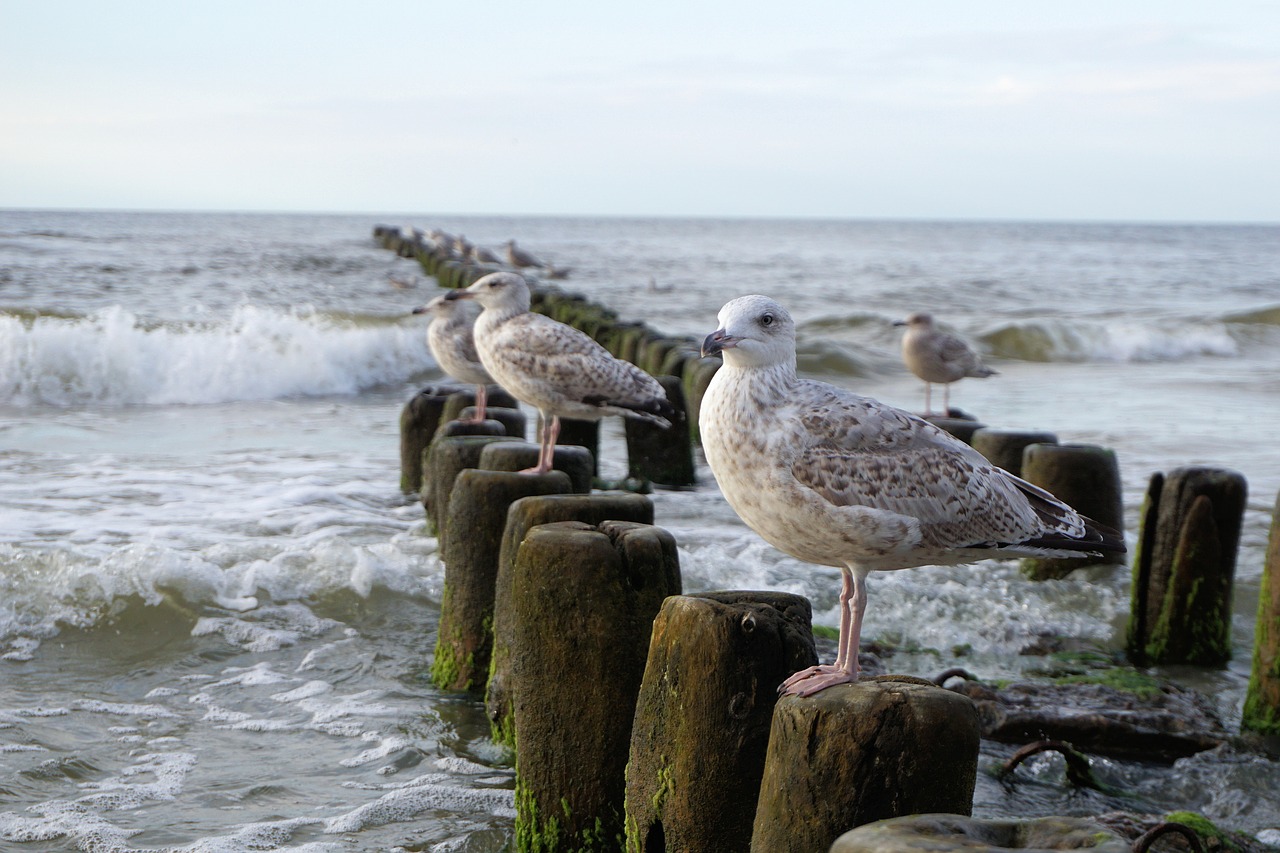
left=701, top=329, right=736, bottom=358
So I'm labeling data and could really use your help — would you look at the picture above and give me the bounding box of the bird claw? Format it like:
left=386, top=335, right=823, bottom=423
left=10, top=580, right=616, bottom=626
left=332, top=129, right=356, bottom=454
left=779, top=664, right=860, bottom=697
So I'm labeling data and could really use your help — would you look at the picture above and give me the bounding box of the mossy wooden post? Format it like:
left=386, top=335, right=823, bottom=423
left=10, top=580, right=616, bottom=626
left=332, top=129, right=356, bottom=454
left=554, top=418, right=600, bottom=475
left=1126, top=467, right=1247, bottom=667
left=750, top=679, right=980, bottom=853
left=1020, top=443, right=1125, bottom=580
left=479, top=440, right=594, bottom=495
left=423, top=435, right=510, bottom=543
left=970, top=428, right=1058, bottom=478
left=923, top=415, right=986, bottom=445
left=1244, top=490, right=1280, bottom=734
left=487, top=493, right=656, bottom=747
left=511, top=520, right=681, bottom=853
left=624, top=376, right=695, bottom=487
left=431, top=468, right=572, bottom=694
left=683, top=356, right=721, bottom=444
left=399, top=385, right=454, bottom=493
left=830, top=815, right=1130, bottom=852
left=440, top=386, right=523, bottom=435
left=625, top=592, right=818, bottom=853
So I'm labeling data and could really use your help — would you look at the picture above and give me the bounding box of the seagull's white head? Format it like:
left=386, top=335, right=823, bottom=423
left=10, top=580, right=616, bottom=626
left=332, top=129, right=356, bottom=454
left=702, top=294, right=796, bottom=369
left=445, top=271, right=531, bottom=316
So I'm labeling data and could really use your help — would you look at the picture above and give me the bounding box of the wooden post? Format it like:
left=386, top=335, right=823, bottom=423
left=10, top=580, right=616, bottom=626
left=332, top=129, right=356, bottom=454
left=683, top=356, right=721, bottom=444
left=556, top=418, right=601, bottom=475
left=487, top=493, right=656, bottom=746
left=1243, top=489, right=1280, bottom=734
left=1020, top=443, right=1125, bottom=580
left=970, top=428, right=1058, bottom=477
left=750, top=678, right=980, bottom=853
left=399, top=385, right=453, bottom=493
left=831, top=815, right=1130, bottom=852
left=423, top=435, right=510, bottom=542
left=1127, top=467, right=1247, bottom=667
left=431, top=469, right=573, bottom=693
left=511, top=521, right=681, bottom=853
left=625, top=592, right=818, bottom=853
left=479, top=440, right=594, bottom=495
left=624, top=376, right=696, bottom=487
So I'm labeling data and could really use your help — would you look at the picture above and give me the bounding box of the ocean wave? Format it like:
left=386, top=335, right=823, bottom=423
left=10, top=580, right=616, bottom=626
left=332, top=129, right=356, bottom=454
left=0, top=306, right=434, bottom=406
left=0, top=536, right=442, bottom=659
left=981, top=317, right=1240, bottom=363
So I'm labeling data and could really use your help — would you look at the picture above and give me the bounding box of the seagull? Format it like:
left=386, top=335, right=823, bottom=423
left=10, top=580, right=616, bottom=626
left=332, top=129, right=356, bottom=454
left=894, top=311, right=997, bottom=417
left=700, top=295, right=1123, bottom=697
left=447, top=272, right=674, bottom=473
left=504, top=239, right=545, bottom=270
left=470, top=244, right=502, bottom=265
left=411, top=293, right=495, bottom=422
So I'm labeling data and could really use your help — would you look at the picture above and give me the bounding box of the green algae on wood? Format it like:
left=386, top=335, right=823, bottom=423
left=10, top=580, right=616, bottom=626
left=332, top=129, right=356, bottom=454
left=510, top=521, right=680, bottom=852
left=1243, top=489, right=1280, bottom=734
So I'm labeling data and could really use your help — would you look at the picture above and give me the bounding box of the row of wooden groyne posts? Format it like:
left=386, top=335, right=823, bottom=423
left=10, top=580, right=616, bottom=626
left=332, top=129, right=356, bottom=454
left=375, top=225, right=1280, bottom=853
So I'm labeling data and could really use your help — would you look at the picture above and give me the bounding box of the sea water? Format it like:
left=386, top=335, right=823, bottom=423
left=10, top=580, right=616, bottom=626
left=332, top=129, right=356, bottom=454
left=1, top=210, right=1279, bottom=850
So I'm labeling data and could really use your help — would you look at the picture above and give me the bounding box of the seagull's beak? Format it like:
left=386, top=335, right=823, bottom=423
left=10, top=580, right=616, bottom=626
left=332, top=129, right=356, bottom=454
left=410, top=305, right=427, bottom=315
left=443, top=289, right=473, bottom=301
left=701, top=328, right=741, bottom=357
left=892, top=319, right=906, bottom=327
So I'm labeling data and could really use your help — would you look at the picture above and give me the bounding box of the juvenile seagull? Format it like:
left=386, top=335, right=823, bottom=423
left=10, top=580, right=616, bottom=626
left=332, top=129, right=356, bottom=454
left=895, top=311, right=996, bottom=417
left=504, top=239, right=545, bottom=270
left=411, top=293, right=495, bottom=422
left=700, top=295, right=1122, bottom=697
left=447, top=272, right=674, bottom=473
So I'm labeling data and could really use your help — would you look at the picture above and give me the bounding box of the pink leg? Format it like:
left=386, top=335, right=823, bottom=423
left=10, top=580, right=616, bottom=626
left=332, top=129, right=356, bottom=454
left=520, top=413, right=559, bottom=474
left=942, top=383, right=951, bottom=417
left=474, top=385, right=488, bottom=422
left=923, top=383, right=933, bottom=417
left=781, top=566, right=869, bottom=697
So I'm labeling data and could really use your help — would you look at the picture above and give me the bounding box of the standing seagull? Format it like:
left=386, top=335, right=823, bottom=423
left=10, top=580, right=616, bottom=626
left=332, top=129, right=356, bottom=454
left=700, top=295, right=1122, bottom=697
left=895, top=311, right=996, bottom=417
left=447, top=272, right=674, bottom=473
left=504, top=239, right=545, bottom=270
left=411, top=293, right=495, bottom=422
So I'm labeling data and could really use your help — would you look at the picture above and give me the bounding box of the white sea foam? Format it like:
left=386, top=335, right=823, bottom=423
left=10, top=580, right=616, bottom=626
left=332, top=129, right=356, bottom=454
left=983, top=317, right=1239, bottom=363
left=0, top=305, right=433, bottom=407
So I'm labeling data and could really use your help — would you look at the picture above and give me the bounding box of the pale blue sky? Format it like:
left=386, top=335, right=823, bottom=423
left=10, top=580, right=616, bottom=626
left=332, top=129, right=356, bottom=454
left=3, top=2, right=1278, bottom=222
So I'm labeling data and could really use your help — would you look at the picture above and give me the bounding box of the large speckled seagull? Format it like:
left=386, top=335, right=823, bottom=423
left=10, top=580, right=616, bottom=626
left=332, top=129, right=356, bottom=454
left=411, top=293, right=495, bottom=422
left=895, top=311, right=997, bottom=417
left=447, top=272, right=674, bottom=474
left=699, top=295, right=1123, bottom=697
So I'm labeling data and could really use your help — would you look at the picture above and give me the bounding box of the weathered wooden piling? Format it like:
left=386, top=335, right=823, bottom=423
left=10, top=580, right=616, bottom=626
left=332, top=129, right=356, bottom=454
left=683, top=356, right=721, bottom=443
left=423, top=434, right=510, bottom=542
left=1127, top=466, right=1247, bottom=667
left=1244, top=490, right=1280, bottom=734
left=970, top=428, right=1059, bottom=478
left=478, top=440, right=594, bottom=494
left=554, top=417, right=601, bottom=475
left=400, top=384, right=520, bottom=493
left=625, top=592, right=818, bottom=853
left=924, top=414, right=987, bottom=445
left=624, top=375, right=696, bottom=487
left=399, top=385, right=454, bottom=493
left=1019, top=443, right=1125, bottom=580
left=487, top=492, right=656, bottom=746
left=750, top=678, right=980, bottom=853
left=432, top=469, right=573, bottom=693
left=511, top=521, right=681, bottom=853
left=830, top=814, right=1131, bottom=853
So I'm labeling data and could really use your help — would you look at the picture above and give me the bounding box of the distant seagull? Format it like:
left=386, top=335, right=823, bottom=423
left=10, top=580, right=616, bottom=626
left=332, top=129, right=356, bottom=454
left=411, top=293, right=495, bottom=422
left=447, top=272, right=674, bottom=473
left=700, top=295, right=1121, bottom=697
left=504, top=239, right=545, bottom=270
left=470, top=244, right=502, bottom=265
left=542, top=263, right=573, bottom=280
left=895, top=311, right=996, bottom=417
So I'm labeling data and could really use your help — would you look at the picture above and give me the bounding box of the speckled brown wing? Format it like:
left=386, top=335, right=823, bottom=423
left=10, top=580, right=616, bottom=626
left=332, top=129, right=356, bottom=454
left=786, top=383, right=1053, bottom=550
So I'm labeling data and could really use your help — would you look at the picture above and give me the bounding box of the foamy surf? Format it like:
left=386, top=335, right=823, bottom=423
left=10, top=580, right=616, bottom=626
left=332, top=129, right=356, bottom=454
left=0, top=306, right=434, bottom=407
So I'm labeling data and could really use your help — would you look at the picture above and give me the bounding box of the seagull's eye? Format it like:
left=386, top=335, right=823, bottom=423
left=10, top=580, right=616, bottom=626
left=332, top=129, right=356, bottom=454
left=760, top=313, right=774, bottom=327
